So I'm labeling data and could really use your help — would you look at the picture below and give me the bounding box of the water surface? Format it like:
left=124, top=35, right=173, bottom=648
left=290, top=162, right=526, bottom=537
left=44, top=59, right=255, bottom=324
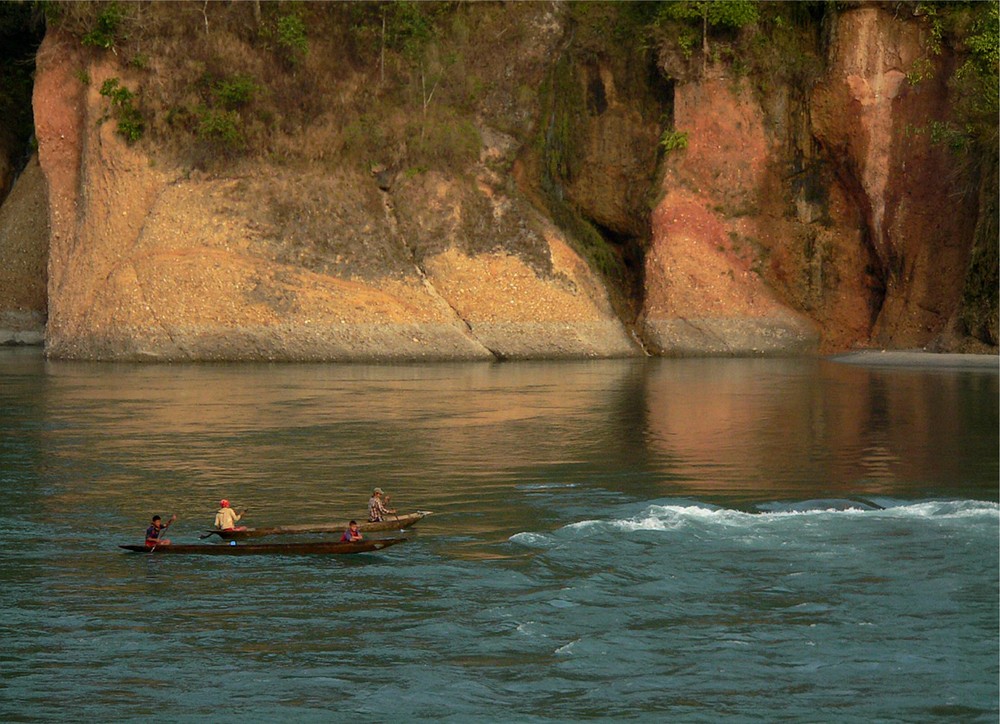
left=1, top=350, right=997, bottom=720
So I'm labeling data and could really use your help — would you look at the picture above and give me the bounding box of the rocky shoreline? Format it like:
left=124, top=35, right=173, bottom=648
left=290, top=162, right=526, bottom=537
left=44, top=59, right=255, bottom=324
left=4, top=323, right=997, bottom=368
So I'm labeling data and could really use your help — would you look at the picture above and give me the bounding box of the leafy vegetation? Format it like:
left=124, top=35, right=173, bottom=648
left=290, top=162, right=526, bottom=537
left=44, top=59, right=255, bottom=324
left=99, top=77, right=144, bottom=143
left=657, top=0, right=759, bottom=30
left=212, top=75, right=257, bottom=111
left=655, top=1, right=759, bottom=64
left=953, top=1, right=1000, bottom=345
left=905, top=1, right=998, bottom=154
left=82, top=2, right=127, bottom=50
left=660, top=130, right=689, bottom=153
left=196, top=108, right=243, bottom=151
left=184, top=73, right=260, bottom=157
left=951, top=1, right=999, bottom=150
left=274, top=11, right=308, bottom=66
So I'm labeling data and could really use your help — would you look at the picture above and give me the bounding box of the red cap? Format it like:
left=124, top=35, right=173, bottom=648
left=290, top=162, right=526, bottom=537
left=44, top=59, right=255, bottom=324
left=220, top=499, right=229, bottom=507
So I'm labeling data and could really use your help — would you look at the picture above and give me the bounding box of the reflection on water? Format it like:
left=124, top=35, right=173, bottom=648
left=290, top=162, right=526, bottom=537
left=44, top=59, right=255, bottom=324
left=3, top=351, right=996, bottom=531
left=643, top=358, right=998, bottom=503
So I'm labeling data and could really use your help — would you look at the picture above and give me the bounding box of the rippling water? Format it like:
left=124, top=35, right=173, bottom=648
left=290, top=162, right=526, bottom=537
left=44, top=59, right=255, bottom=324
left=1, top=349, right=997, bottom=721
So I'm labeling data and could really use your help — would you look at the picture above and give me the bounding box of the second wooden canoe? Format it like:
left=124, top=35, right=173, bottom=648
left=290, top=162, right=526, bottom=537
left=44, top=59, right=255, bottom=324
left=201, top=510, right=432, bottom=539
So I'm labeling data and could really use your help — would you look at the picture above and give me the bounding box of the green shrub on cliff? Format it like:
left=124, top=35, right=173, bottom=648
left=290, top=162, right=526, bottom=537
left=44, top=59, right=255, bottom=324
left=196, top=108, right=244, bottom=152
left=82, top=2, right=126, bottom=50
left=213, top=75, right=257, bottom=111
left=955, top=2, right=1000, bottom=345
left=907, top=1, right=999, bottom=153
left=254, top=7, right=309, bottom=69
left=660, top=130, right=689, bottom=153
left=99, top=77, right=144, bottom=143
left=953, top=1, right=999, bottom=149
left=275, top=12, right=308, bottom=66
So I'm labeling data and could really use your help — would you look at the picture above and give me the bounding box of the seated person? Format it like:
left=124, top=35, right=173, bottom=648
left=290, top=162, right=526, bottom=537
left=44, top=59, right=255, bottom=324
left=145, top=514, right=175, bottom=546
left=367, top=487, right=396, bottom=522
left=341, top=520, right=363, bottom=542
left=214, top=499, right=247, bottom=531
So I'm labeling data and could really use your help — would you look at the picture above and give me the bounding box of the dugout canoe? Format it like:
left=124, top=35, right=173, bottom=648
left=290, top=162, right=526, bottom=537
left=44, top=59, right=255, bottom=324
left=200, top=510, right=432, bottom=540
left=119, top=537, right=406, bottom=555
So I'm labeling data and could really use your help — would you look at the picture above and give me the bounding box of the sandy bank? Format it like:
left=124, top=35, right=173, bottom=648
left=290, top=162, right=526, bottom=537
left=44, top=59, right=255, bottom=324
left=829, top=350, right=999, bottom=370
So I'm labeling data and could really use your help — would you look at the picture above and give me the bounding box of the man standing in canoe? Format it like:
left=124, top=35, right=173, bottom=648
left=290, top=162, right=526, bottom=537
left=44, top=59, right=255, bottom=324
left=145, top=514, right=176, bottom=546
left=214, top=499, right=247, bottom=531
left=368, top=487, right=396, bottom=522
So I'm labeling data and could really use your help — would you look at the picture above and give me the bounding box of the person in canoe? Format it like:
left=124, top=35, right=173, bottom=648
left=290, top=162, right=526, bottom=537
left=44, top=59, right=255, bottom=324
left=341, top=520, right=363, bottom=542
left=146, top=514, right=176, bottom=546
left=214, top=499, right=247, bottom=531
left=368, top=487, right=396, bottom=522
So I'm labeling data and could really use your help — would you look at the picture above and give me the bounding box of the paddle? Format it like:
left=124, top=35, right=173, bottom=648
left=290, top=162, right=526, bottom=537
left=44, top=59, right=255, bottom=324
left=384, top=494, right=399, bottom=523
left=384, top=499, right=406, bottom=532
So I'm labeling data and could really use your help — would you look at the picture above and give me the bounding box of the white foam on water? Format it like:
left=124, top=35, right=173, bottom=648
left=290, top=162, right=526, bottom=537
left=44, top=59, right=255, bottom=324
left=509, top=531, right=551, bottom=547
left=515, top=621, right=542, bottom=636
left=876, top=499, right=999, bottom=520
left=554, top=639, right=578, bottom=655
left=560, top=499, right=998, bottom=536
left=516, top=482, right=579, bottom=491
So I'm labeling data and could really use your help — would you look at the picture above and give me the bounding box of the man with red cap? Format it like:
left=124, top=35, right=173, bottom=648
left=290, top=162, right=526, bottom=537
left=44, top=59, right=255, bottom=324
left=214, top=499, right=247, bottom=531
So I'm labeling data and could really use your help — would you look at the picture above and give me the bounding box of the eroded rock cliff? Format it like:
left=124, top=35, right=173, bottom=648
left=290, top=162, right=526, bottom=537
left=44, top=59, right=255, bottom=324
left=1, top=1, right=996, bottom=359
left=31, top=6, right=639, bottom=361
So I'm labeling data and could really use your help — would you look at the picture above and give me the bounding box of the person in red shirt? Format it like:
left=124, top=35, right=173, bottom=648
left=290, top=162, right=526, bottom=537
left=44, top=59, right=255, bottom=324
left=341, top=520, right=363, bottom=542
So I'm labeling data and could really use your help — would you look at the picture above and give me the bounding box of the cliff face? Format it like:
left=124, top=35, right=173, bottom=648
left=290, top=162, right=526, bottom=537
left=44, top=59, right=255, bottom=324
left=31, top=9, right=638, bottom=361
left=811, top=6, right=982, bottom=349
left=642, top=4, right=994, bottom=355
left=2, top=1, right=996, bottom=359
left=641, top=74, right=823, bottom=355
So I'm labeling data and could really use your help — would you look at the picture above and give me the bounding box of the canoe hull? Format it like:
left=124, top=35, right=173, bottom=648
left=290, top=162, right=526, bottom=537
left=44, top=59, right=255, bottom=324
left=203, top=511, right=431, bottom=540
left=119, top=537, right=406, bottom=555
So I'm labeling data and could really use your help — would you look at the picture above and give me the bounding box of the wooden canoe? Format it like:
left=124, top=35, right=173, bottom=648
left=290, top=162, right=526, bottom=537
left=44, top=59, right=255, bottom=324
left=119, top=537, right=406, bottom=555
left=201, top=510, right=432, bottom=540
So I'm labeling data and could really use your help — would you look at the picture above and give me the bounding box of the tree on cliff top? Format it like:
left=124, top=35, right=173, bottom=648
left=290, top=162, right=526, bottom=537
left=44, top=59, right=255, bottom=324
left=656, top=0, right=759, bottom=70
left=954, top=0, right=999, bottom=151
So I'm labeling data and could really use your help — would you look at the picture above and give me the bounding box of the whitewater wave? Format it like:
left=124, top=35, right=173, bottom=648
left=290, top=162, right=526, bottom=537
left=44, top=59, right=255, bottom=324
left=509, top=531, right=552, bottom=547
left=507, top=499, right=998, bottom=548
left=559, top=499, right=1000, bottom=535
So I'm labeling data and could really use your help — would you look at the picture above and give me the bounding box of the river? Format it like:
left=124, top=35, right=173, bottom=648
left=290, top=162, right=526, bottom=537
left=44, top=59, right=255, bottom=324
left=1, top=349, right=997, bottom=721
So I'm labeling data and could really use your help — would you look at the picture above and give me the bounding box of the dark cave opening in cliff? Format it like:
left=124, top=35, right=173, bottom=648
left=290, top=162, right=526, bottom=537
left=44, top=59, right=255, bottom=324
left=647, top=59, right=675, bottom=129
left=589, top=219, right=647, bottom=328
left=0, top=3, right=45, bottom=200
